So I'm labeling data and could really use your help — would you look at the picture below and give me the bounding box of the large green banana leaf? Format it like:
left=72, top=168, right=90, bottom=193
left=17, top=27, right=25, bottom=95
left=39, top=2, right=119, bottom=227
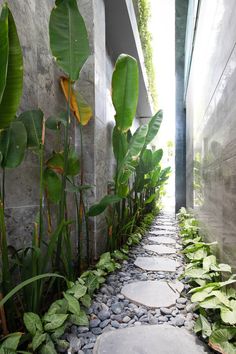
left=0, top=7, right=23, bottom=129
left=0, top=4, right=9, bottom=104
left=112, top=126, right=128, bottom=170
left=19, top=109, right=44, bottom=148
left=0, top=120, right=27, bottom=168
left=88, top=195, right=122, bottom=217
left=117, top=124, right=148, bottom=197
left=112, top=54, right=139, bottom=132
left=49, top=0, right=90, bottom=81
left=144, top=110, right=163, bottom=147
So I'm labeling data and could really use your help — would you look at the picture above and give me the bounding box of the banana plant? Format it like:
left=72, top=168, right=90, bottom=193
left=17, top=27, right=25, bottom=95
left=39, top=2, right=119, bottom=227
left=0, top=3, right=24, bottom=331
left=49, top=0, right=90, bottom=273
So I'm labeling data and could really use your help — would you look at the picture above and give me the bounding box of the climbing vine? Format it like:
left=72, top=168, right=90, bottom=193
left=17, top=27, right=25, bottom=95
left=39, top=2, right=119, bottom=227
left=134, top=0, right=158, bottom=110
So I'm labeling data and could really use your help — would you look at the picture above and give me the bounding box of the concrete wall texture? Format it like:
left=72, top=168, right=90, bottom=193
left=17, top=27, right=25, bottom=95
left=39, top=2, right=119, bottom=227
left=0, top=0, right=151, bottom=260
left=185, top=0, right=236, bottom=268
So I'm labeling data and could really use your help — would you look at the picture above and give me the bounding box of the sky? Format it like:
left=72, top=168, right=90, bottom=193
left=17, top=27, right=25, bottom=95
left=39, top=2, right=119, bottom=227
left=149, top=0, right=175, bottom=151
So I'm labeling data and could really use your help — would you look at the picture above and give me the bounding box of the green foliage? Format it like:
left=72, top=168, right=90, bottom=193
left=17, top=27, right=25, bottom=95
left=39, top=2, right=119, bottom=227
left=112, top=54, right=139, bottom=132
left=135, top=0, right=158, bottom=109
left=178, top=208, right=236, bottom=353
left=49, top=0, right=90, bottom=81
left=0, top=120, right=27, bottom=168
left=0, top=5, right=23, bottom=129
left=87, top=195, right=122, bottom=217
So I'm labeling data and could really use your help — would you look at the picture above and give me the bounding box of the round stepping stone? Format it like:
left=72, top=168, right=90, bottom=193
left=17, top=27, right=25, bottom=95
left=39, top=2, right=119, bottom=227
left=121, top=280, right=184, bottom=308
left=148, top=236, right=176, bottom=244
left=145, top=244, right=176, bottom=254
left=134, top=256, right=179, bottom=272
left=93, top=325, right=209, bottom=354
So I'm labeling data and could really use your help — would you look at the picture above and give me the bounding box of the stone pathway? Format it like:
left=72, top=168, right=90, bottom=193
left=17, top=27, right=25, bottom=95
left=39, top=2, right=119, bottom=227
left=64, top=211, right=209, bottom=353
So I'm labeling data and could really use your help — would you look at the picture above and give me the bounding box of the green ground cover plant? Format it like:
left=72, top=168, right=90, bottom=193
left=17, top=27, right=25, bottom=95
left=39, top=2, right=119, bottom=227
left=0, top=0, right=169, bottom=351
left=178, top=208, right=236, bottom=354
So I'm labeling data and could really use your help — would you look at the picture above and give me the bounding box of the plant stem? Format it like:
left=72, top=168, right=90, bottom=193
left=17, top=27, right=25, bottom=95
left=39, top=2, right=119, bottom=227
left=56, top=79, right=71, bottom=270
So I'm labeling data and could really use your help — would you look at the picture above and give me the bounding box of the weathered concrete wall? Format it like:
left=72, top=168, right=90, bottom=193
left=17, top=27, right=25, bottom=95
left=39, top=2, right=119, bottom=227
left=0, top=0, right=112, bottom=259
left=175, top=0, right=188, bottom=212
left=1, top=0, right=150, bottom=261
left=185, top=0, right=236, bottom=268
left=0, top=0, right=66, bottom=249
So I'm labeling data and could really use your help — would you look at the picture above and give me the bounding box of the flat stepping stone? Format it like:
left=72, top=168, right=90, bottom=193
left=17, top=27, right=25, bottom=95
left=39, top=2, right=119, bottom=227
left=134, top=256, right=179, bottom=272
left=145, top=243, right=176, bottom=254
left=148, top=235, right=176, bottom=244
left=153, top=225, right=177, bottom=231
left=93, top=325, right=209, bottom=354
left=121, top=280, right=184, bottom=308
left=149, top=230, right=176, bottom=236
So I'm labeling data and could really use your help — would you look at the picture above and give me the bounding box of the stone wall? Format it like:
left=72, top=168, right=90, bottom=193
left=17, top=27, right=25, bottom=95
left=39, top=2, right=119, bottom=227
left=0, top=0, right=150, bottom=261
left=185, top=0, right=236, bottom=268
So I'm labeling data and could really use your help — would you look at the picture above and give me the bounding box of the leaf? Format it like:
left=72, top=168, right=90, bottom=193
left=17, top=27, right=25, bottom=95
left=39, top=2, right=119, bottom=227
left=80, top=294, right=91, bottom=308
left=0, top=7, right=23, bottom=129
left=23, top=312, right=43, bottom=336
left=152, top=148, right=163, bottom=167
left=46, top=111, right=67, bottom=130
left=32, top=332, right=46, bottom=351
left=47, top=149, right=80, bottom=176
left=80, top=271, right=100, bottom=294
left=144, top=110, right=163, bottom=147
left=40, top=340, right=57, bottom=354
left=0, top=273, right=65, bottom=307
left=145, top=191, right=159, bottom=205
left=0, top=333, right=22, bottom=353
left=184, top=267, right=210, bottom=280
left=60, top=77, right=92, bottom=125
left=220, top=300, right=236, bottom=325
left=69, top=310, right=88, bottom=326
left=63, top=292, right=81, bottom=315
left=112, top=54, right=139, bottom=132
left=67, top=282, right=87, bottom=299
left=49, top=0, right=90, bottom=81
left=117, top=125, right=148, bottom=197
left=44, top=314, right=68, bottom=331
left=203, top=255, right=217, bottom=272
left=112, top=126, right=128, bottom=169
left=194, top=314, right=212, bottom=338
left=44, top=168, right=62, bottom=204
left=46, top=299, right=68, bottom=316
left=0, top=120, right=27, bottom=168
left=0, top=4, right=9, bottom=104
left=88, top=195, right=122, bottom=216
left=18, top=109, right=44, bottom=148
left=209, top=327, right=236, bottom=354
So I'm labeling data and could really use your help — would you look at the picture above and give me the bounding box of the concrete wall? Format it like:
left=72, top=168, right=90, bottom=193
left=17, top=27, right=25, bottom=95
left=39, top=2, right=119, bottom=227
left=0, top=0, right=151, bottom=260
left=185, top=0, right=236, bottom=268
left=175, top=0, right=188, bottom=212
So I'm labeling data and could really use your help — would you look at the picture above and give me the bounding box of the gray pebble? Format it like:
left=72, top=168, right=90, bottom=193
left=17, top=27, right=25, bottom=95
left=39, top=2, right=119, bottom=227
left=111, top=320, right=120, bottom=328
left=177, top=297, right=187, bottom=304
left=91, top=327, right=102, bottom=335
left=111, top=302, right=123, bottom=314
left=160, top=308, right=172, bottom=315
left=122, top=316, right=131, bottom=323
left=99, top=319, right=111, bottom=329
left=97, top=310, right=110, bottom=321
left=158, top=316, right=168, bottom=322
left=173, top=315, right=185, bottom=326
left=89, top=318, right=101, bottom=328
